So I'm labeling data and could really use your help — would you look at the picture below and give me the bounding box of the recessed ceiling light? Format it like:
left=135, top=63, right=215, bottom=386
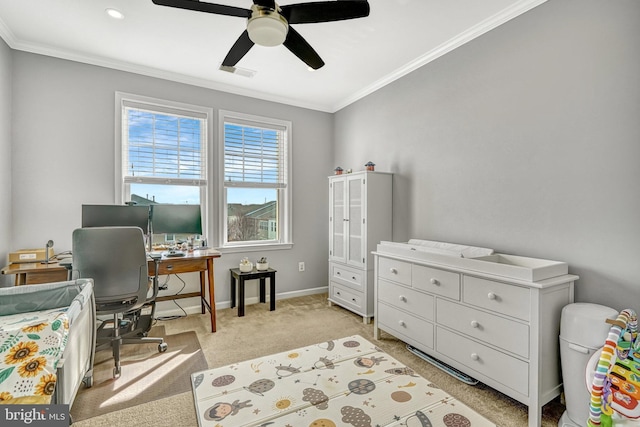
left=106, top=8, right=124, bottom=20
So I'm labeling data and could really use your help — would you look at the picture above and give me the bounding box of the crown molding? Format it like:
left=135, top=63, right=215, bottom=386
left=1, top=0, right=547, bottom=114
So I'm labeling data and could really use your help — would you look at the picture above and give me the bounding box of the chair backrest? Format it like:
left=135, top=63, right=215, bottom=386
left=72, top=227, right=148, bottom=314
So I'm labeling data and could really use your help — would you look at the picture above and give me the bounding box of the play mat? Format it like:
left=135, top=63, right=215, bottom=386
left=191, top=335, right=496, bottom=427
left=0, top=307, right=70, bottom=404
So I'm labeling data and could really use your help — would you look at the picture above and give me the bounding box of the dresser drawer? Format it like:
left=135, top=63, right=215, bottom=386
left=463, top=276, right=530, bottom=321
left=378, top=257, right=411, bottom=285
left=330, top=282, right=364, bottom=313
left=377, top=279, right=434, bottom=321
left=437, top=299, right=529, bottom=358
left=437, top=327, right=529, bottom=396
left=378, top=302, right=434, bottom=349
left=330, top=263, right=364, bottom=291
left=412, top=264, right=460, bottom=300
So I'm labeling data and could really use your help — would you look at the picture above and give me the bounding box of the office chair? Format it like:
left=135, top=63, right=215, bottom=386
left=71, top=226, right=167, bottom=378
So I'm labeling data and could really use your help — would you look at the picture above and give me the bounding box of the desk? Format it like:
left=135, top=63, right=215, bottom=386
left=1, top=262, right=69, bottom=285
left=229, top=268, right=276, bottom=317
left=152, top=250, right=221, bottom=332
left=2, top=250, right=221, bottom=333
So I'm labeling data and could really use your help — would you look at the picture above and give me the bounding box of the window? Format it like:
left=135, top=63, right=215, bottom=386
left=115, top=93, right=212, bottom=244
left=219, top=110, right=291, bottom=249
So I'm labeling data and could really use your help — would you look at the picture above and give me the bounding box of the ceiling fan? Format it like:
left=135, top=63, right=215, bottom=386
left=151, top=0, right=370, bottom=70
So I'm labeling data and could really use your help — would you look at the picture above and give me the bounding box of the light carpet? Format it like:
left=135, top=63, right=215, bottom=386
left=70, top=325, right=207, bottom=422
left=72, top=294, right=565, bottom=426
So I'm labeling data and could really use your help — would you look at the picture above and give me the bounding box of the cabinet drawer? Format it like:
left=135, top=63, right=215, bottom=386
left=437, top=299, right=529, bottom=358
left=330, top=263, right=364, bottom=291
left=378, top=302, right=434, bottom=349
left=437, top=327, right=529, bottom=396
left=463, top=276, right=530, bottom=321
left=378, top=257, right=411, bottom=285
left=377, top=279, right=434, bottom=321
left=155, top=258, right=207, bottom=275
left=412, top=264, right=460, bottom=300
left=330, top=282, right=364, bottom=313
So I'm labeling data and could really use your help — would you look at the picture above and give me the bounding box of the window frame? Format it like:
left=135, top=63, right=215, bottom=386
left=218, top=109, right=293, bottom=252
left=115, top=92, right=213, bottom=241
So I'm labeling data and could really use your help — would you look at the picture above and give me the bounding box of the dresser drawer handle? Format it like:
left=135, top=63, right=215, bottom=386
left=336, top=291, right=341, bottom=296
left=390, top=268, right=398, bottom=274
left=398, top=320, right=406, bottom=327
left=487, top=292, right=496, bottom=300
left=430, top=278, right=440, bottom=286
left=166, top=264, right=174, bottom=271
left=399, top=295, right=407, bottom=302
left=352, top=276, right=357, bottom=280
left=470, top=320, right=479, bottom=328
left=336, top=271, right=341, bottom=275
left=351, top=298, right=357, bottom=302
left=470, top=353, right=479, bottom=361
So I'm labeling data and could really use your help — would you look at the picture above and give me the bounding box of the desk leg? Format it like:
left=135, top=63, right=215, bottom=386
left=199, top=271, right=206, bottom=315
left=207, top=258, right=216, bottom=333
left=230, top=273, right=237, bottom=309
left=259, top=278, right=266, bottom=303
left=238, top=278, right=245, bottom=317
left=270, top=273, right=276, bottom=311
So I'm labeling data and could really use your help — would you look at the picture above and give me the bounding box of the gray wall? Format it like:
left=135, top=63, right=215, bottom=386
left=10, top=52, right=332, bottom=306
left=0, top=38, right=12, bottom=286
left=334, top=0, right=640, bottom=312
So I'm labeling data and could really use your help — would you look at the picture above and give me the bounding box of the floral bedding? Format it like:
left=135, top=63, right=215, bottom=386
left=0, top=307, right=70, bottom=404
left=192, top=335, right=496, bottom=427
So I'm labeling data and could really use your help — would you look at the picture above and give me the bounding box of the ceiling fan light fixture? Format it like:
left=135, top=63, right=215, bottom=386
left=247, top=11, right=288, bottom=47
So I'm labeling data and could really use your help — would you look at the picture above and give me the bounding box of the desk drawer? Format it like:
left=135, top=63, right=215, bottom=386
left=154, top=258, right=207, bottom=275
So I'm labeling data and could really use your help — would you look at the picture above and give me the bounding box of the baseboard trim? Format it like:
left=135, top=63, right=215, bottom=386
left=155, top=286, right=328, bottom=318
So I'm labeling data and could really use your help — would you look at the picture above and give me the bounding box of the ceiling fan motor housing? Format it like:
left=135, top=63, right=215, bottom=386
left=247, top=6, right=289, bottom=47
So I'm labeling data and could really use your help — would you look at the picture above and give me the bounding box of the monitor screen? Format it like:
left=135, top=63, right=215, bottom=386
left=81, top=204, right=150, bottom=231
left=150, top=204, right=202, bottom=236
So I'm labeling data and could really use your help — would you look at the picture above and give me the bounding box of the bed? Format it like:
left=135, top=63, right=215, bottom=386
left=0, top=279, right=95, bottom=408
left=191, top=335, right=495, bottom=426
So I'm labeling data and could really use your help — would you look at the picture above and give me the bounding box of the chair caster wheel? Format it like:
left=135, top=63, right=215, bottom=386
left=158, top=343, right=168, bottom=353
left=113, top=366, right=121, bottom=378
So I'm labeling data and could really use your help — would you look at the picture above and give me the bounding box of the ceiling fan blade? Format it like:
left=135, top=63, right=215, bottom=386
left=151, top=0, right=250, bottom=18
left=221, top=30, right=255, bottom=67
left=283, top=27, right=325, bottom=70
left=253, top=0, right=276, bottom=9
left=281, top=1, right=370, bottom=24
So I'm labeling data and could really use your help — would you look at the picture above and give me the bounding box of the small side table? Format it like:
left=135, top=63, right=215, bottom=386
left=229, top=267, right=277, bottom=317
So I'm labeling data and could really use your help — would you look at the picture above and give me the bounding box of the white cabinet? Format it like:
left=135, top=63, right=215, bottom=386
left=374, top=251, right=576, bottom=427
left=328, top=171, right=392, bottom=322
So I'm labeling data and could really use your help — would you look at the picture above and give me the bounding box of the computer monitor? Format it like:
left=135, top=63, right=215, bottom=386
left=81, top=204, right=150, bottom=231
left=150, top=204, right=202, bottom=236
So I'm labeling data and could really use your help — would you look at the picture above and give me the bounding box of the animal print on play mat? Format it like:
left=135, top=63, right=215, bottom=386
left=191, top=335, right=495, bottom=427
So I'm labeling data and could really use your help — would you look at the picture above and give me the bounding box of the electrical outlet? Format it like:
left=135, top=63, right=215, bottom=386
left=298, top=261, right=305, bottom=272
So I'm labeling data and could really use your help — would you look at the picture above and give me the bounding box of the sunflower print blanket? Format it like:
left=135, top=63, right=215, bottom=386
left=0, top=307, right=70, bottom=404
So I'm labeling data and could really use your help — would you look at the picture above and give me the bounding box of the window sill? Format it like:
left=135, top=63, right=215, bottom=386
left=217, top=243, right=293, bottom=254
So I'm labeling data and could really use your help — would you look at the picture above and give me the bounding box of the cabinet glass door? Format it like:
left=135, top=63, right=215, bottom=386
left=330, top=178, right=345, bottom=261
left=347, top=176, right=363, bottom=266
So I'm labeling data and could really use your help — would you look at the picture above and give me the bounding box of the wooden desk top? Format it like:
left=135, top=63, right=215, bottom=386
left=1, top=261, right=68, bottom=275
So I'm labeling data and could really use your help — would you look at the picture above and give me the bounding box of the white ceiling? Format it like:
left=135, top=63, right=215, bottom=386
left=0, top=0, right=545, bottom=112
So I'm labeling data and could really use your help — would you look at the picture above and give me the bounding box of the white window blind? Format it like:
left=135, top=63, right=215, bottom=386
left=122, top=100, right=207, bottom=186
left=224, top=119, right=287, bottom=189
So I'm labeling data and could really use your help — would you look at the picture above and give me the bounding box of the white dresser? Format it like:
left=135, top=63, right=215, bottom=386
left=328, top=171, right=392, bottom=323
left=373, top=243, right=576, bottom=427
